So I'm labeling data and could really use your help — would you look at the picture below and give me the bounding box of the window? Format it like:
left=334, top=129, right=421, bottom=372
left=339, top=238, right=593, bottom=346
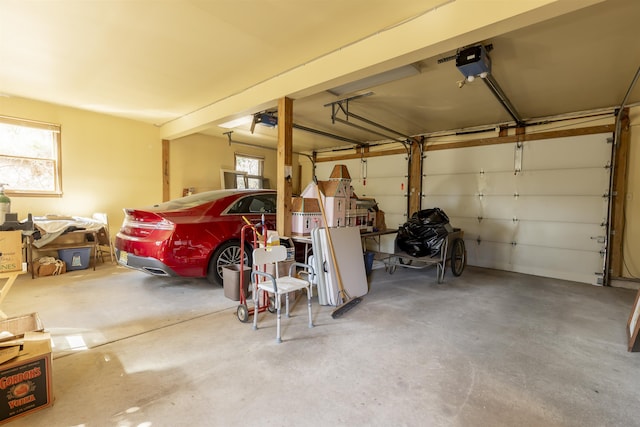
left=235, top=153, right=266, bottom=189
left=0, top=116, right=61, bottom=196
left=226, top=194, right=276, bottom=214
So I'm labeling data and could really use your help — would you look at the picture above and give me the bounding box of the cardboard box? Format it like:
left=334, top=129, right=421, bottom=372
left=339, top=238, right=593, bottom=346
left=0, top=314, right=52, bottom=424
left=32, top=259, right=66, bottom=277
left=0, top=231, right=23, bottom=273
left=0, top=314, right=43, bottom=339
left=375, top=210, right=386, bottom=231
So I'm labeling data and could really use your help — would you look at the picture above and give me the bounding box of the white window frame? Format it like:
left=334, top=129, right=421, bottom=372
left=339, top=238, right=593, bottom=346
left=0, top=115, right=62, bottom=196
left=234, top=153, right=266, bottom=189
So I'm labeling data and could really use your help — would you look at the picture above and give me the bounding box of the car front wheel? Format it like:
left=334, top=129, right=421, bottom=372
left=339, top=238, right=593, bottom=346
left=208, top=240, right=252, bottom=286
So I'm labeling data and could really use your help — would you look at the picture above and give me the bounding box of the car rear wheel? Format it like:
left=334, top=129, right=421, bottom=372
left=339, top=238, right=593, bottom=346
left=208, top=240, right=252, bottom=286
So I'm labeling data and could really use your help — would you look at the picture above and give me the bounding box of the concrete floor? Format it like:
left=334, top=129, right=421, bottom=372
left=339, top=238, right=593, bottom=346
left=3, top=261, right=640, bottom=427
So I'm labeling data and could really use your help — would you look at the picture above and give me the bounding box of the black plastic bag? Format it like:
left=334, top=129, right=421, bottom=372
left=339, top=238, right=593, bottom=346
left=396, top=208, right=451, bottom=257
left=414, top=208, right=449, bottom=225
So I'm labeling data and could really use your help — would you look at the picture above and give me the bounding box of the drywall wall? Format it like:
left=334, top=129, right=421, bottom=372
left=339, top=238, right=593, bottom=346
left=170, top=133, right=300, bottom=199
left=0, top=96, right=162, bottom=237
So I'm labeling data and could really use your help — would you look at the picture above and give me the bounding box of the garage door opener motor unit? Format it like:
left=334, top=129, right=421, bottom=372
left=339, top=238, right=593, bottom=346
left=456, top=44, right=491, bottom=83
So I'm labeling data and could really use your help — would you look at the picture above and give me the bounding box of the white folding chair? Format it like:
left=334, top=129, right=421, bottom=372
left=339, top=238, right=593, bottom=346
left=251, top=245, right=314, bottom=343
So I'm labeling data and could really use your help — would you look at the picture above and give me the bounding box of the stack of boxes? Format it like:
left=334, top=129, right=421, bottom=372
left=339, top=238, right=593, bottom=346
left=0, top=231, right=54, bottom=424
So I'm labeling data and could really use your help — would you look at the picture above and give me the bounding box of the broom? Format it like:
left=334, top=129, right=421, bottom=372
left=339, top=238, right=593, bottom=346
left=314, top=179, right=362, bottom=318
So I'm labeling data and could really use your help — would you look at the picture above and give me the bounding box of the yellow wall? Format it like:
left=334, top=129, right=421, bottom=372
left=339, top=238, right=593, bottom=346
left=624, top=106, right=640, bottom=278
left=0, top=96, right=303, bottom=239
left=170, top=133, right=300, bottom=199
left=0, top=96, right=162, bottom=237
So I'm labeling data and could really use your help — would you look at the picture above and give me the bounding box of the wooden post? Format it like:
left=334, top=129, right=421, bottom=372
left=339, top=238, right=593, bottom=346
left=277, top=97, right=293, bottom=236
left=162, top=139, right=170, bottom=202
left=408, top=139, right=423, bottom=217
left=611, top=108, right=630, bottom=277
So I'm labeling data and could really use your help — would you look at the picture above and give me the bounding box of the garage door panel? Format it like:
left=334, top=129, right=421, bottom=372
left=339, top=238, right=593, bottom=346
left=374, top=195, right=407, bottom=229
left=513, top=221, right=604, bottom=251
left=465, top=239, right=602, bottom=284
left=444, top=218, right=514, bottom=245
left=321, top=134, right=611, bottom=285
left=425, top=143, right=516, bottom=174
left=522, top=135, right=611, bottom=169
left=517, top=169, right=609, bottom=195
left=465, top=240, right=514, bottom=270
left=479, top=196, right=517, bottom=219
left=481, top=171, right=517, bottom=195
left=424, top=173, right=477, bottom=195
left=364, top=154, right=408, bottom=178
left=478, top=219, right=518, bottom=243
left=509, top=244, right=602, bottom=285
left=425, top=171, right=517, bottom=196
left=353, top=177, right=406, bottom=196
left=447, top=216, right=480, bottom=237
left=423, top=132, right=612, bottom=284
left=384, top=214, right=407, bottom=230
left=423, top=195, right=480, bottom=218
left=515, top=196, right=607, bottom=223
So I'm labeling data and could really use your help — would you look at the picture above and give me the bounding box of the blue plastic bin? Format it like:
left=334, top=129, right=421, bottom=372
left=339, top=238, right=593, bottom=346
left=364, top=251, right=375, bottom=277
left=59, top=248, right=91, bottom=271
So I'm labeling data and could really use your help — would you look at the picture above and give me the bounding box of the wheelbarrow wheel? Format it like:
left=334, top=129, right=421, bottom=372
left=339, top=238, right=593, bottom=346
left=237, top=304, right=249, bottom=323
left=451, top=238, right=466, bottom=277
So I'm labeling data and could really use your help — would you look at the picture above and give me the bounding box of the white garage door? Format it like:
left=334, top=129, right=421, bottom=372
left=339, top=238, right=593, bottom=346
left=315, top=154, right=408, bottom=230
left=422, top=133, right=612, bottom=284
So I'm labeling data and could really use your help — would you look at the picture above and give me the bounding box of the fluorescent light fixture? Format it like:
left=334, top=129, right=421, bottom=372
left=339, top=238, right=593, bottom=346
left=327, top=64, right=420, bottom=96
left=219, top=115, right=254, bottom=129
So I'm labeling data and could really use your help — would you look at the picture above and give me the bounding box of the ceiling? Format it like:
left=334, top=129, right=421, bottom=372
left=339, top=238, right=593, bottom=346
left=1, top=0, right=639, bottom=154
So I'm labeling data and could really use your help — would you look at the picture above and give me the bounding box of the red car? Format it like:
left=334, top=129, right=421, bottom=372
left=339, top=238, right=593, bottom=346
left=115, top=189, right=276, bottom=285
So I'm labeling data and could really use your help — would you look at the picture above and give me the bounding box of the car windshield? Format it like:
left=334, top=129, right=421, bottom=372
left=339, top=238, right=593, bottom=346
left=150, top=190, right=243, bottom=211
